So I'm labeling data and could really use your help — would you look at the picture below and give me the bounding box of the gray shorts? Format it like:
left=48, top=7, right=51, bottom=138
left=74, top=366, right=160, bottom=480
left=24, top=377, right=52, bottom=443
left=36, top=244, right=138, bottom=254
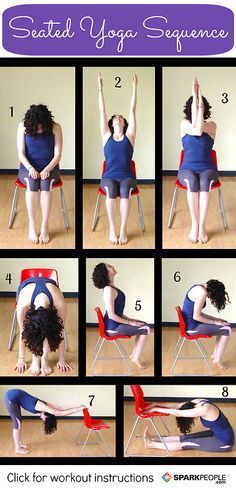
left=100, top=178, right=137, bottom=199
left=4, top=392, right=21, bottom=430
left=18, top=165, right=61, bottom=192
left=106, top=323, right=150, bottom=337
left=187, top=323, right=231, bottom=337
left=180, top=429, right=233, bottom=452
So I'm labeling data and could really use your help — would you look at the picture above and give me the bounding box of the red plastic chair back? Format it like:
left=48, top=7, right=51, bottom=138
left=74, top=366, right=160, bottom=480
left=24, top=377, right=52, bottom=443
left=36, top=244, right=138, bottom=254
left=83, top=408, right=93, bottom=428
left=20, top=268, right=58, bottom=284
left=175, top=306, right=188, bottom=337
left=130, top=385, right=146, bottom=412
left=95, top=307, right=106, bottom=338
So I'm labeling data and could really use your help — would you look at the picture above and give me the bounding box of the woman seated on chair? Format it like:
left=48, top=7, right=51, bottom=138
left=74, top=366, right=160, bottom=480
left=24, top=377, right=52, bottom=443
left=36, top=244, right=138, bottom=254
left=17, top=104, right=62, bottom=244
left=178, top=77, right=218, bottom=244
left=4, top=388, right=85, bottom=454
left=182, top=279, right=231, bottom=369
left=143, top=398, right=234, bottom=453
left=98, top=73, right=138, bottom=245
left=92, top=263, right=150, bottom=369
left=15, top=275, right=71, bottom=376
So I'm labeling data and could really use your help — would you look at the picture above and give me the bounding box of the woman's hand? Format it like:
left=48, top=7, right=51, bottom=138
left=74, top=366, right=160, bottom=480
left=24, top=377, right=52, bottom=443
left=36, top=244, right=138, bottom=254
left=132, top=74, right=138, bottom=87
left=215, top=319, right=229, bottom=326
left=57, top=360, right=72, bottom=373
left=40, top=169, right=50, bottom=180
left=192, top=77, right=199, bottom=97
left=15, top=359, right=27, bottom=373
left=98, top=72, right=103, bottom=90
left=28, top=167, right=39, bottom=179
left=129, top=320, right=144, bottom=327
left=198, top=85, right=203, bottom=106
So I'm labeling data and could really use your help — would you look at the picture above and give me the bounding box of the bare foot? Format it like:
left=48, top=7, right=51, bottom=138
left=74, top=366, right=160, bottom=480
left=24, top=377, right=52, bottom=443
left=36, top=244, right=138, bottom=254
left=39, top=228, right=49, bottom=244
left=28, top=229, right=38, bottom=244
left=29, top=358, right=41, bottom=376
left=109, top=231, right=118, bottom=245
left=212, top=359, right=228, bottom=370
left=198, top=225, right=208, bottom=244
left=41, top=360, right=52, bottom=375
left=144, top=427, right=153, bottom=449
left=188, top=225, right=198, bottom=243
left=118, top=230, right=128, bottom=245
left=15, top=447, right=30, bottom=454
left=130, top=356, right=147, bottom=369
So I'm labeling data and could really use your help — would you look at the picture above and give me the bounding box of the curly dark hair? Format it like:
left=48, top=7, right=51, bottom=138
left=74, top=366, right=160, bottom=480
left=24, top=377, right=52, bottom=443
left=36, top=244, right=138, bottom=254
left=92, top=263, right=110, bottom=289
left=43, top=413, right=57, bottom=435
left=23, top=104, right=54, bottom=136
left=183, top=96, right=212, bottom=121
left=206, top=279, right=231, bottom=312
left=22, top=305, right=64, bottom=356
left=176, top=401, right=196, bottom=434
left=108, top=115, right=128, bottom=134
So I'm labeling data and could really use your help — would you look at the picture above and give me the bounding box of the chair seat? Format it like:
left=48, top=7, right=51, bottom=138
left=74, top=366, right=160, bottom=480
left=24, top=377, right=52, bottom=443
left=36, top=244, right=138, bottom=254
left=97, top=186, right=140, bottom=196
left=137, top=402, right=169, bottom=419
left=88, top=419, right=110, bottom=430
left=103, top=332, right=131, bottom=341
left=174, top=178, right=222, bottom=190
left=184, top=333, right=212, bottom=341
left=15, top=177, right=63, bottom=189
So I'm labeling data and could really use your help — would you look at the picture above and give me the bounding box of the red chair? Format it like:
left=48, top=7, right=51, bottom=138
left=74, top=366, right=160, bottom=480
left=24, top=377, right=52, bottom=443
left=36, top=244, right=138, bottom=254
left=91, top=160, right=145, bottom=232
left=8, top=268, right=68, bottom=351
left=75, top=408, right=112, bottom=457
left=171, top=306, right=213, bottom=376
left=8, top=166, right=69, bottom=229
left=125, top=385, right=170, bottom=457
left=168, top=150, right=227, bottom=229
left=90, top=307, right=132, bottom=376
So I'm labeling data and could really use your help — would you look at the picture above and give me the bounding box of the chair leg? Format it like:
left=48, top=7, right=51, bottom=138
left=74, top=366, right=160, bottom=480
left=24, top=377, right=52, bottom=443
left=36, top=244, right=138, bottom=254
left=90, top=338, right=132, bottom=376
left=218, top=188, right=228, bottom=229
left=60, top=187, right=69, bottom=229
left=149, top=418, right=170, bottom=456
left=125, top=416, right=140, bottom=456
left=159, top=417, right=170, bottom=436
left=97, top=430, right=113, bottom=456
left=79, top=429, right=93, bottom=457
left=172, top=335, right=182, bottom=357
left=137, top=195, right=145, bottom=232
left=92, top=195, right=101, bottom=231
left=125, top=415, right=169, bottom=457
left=170, top=338, right=185, bottom=375
left=63, top=329, right=68, bottom=352
left=76, top=425, right=99, bottom=445
left=198, top=339, right=208, bottom=357
left=8, top=310, right=18, bottom=351
left=8, top=186, right=19, bottom=228
left=92, top=336, right=102, bottom=359
left=114, top=341, right=132, bottom=375
left=90, top=338, right=105, bottom=375
left=116, top=339, right=128, bottom=357
left=168, top=187, right=178, bottom=228
left=195, top=340, right=213, bottom=375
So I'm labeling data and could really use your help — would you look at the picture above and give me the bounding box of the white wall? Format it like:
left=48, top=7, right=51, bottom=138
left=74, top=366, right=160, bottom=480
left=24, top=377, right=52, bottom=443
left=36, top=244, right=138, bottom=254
left=0, top=385, right=115, bottom=416
left=0, top=67, right=75, bottom=170
left=163, top=67, right=236, bottom=171
left=83, top=66, right=155, bottom=179
left=0, top=258, right=78, bottom=292
left=86, top=258, right=154, bottom=324
left=124, top=385, right=236, bottom=399
left=162, top=258, right=236, bottom=323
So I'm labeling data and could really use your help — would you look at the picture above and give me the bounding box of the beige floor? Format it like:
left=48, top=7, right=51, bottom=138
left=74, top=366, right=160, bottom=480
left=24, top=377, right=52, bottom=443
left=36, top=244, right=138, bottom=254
left=162, top=327, right=236, bottom=377
left=83, top=184, right=155, bottom=249
left=0, top=175, right=75, bottom=249
left=0, top=298, right=78, bottom=377
left=163, top=176, right=236, bottom=249
left=86, top=328, right=154, bottom=376
left=124, top=401, right=236, bottom=457
left=0, top=419, right=115, bottom=457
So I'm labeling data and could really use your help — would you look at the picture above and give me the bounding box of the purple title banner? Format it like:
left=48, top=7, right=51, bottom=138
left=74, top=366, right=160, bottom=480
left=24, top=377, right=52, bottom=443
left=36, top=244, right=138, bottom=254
left=2, top=4, right=234, bottom=56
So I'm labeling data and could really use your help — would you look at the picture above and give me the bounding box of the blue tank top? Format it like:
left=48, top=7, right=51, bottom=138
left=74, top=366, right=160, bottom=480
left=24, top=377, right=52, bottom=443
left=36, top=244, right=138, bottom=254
left=180, top=133, right=215, bottom=173
left=182, top=284, right=206, bottom=331
left=104, top=287, right=126, bottom=330
left=200, top=400, right=234, bottom=445
left=17, top=277, right=58, bottom=307
left=24, top=133, right=55, bottom=172
left=103, top=135, right=134, bottom=180
left=6, top=389, right=44, bottom=414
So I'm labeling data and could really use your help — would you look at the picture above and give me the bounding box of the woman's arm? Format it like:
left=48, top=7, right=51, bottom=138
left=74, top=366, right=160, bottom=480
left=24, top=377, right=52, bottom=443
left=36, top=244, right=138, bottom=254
left=55, top=297, right=72, bottom=372
left=17, top=122, right=39, bottom=179
left=40, top=123, right=63, bottom=179
left=98, top=73, right=111, bottom=144
left=192, top=287, right=226, bottom=325
left=103, top=286, right=143, bottom=327
left=37, top=401, right=85, bottom=415
left=14, top=306, right=28, bottom=373
left=191, top=77, right=199, bottom=128
left=180, top=79, right=204, bottom=137
left=126, top=74, right=137, bottom=146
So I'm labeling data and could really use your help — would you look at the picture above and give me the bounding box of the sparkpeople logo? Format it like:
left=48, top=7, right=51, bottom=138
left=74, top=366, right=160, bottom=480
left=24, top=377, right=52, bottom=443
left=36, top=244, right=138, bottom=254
left=162, top=472, right=172, bottom=482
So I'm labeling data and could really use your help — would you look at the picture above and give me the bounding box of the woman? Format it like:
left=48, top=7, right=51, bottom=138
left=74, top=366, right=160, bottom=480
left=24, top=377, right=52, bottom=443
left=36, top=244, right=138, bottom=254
left=4, top=388, right=85, bottom=454
left=182, top=279, right=231, bottom=369
left=178, top=77, right=218, bottom=244
left=92, top=262, right=150, bottom=369
left=15, top=274, right=71, bottom=376
left=144, top=399, right=234, bottom=453
left=17, top=104, right=62, bottom=244
left=98, top=73, right=138, bottom=245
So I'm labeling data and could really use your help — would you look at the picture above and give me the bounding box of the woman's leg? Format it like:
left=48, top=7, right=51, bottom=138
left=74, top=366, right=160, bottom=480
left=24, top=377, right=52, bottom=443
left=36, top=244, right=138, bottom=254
left=28, top=354, right=41, bottom=376
left=40, top=339, right=53, bottom=375
left=3, top=395, right=30, bottom=454
left=119, top=178, right=137, bottom=244
left=106, top=323, right=150, bottom=369
left=198, top=169, right=219, bottom=243
left=25, top=190, right=40, bottom=243
left=100, top=179, right=119, bottom=244
left=39, top=191, right=52, bottom=244
left=178, top=170, right=199, bottom=243
left=187, top=323, right=231, bottom=369
left=144, top=428, right=181, bottom=451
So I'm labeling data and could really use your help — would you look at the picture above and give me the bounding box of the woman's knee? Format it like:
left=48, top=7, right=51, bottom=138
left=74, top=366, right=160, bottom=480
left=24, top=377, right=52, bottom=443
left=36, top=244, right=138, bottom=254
left=199, top=170, right=218, bottom=192
left=120, top=179, right=136, bottom=198
left=178, top=171, right=199, bottom=192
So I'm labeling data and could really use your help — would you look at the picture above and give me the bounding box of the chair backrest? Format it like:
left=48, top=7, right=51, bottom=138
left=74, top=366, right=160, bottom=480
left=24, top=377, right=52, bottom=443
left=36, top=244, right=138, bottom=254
left=130, top=385, right=146, bottom=412
left=102, top=160, right=137, bottom=178
left=20, top=268, right=58, bottom=284
left=175, top=306, right=188, bottom=337
left=83, top=408, right=93, bottom=427
left=179, top=150, right=218, bottom=170
left=94, top=307, right=106, bottom=337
